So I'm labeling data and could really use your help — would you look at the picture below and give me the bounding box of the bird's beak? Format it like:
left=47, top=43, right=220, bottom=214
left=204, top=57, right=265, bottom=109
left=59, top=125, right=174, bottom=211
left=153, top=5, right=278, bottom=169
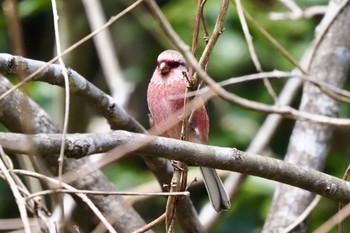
left=159, top=62, right=170, bottom=74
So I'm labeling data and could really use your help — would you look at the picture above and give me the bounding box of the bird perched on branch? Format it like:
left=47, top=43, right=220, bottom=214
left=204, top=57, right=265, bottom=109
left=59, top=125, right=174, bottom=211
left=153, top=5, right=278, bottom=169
left=147, top=49, right=230, bottom=212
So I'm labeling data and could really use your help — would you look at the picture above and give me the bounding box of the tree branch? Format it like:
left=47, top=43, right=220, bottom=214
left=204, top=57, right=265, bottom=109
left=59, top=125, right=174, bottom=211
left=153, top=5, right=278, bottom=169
left=1, top=130, right=350, bottom=204
left=263, top=0, right=350, bottom=231
left=0, top=75, right=149, bottom=232
left=0, top=54, right=205, bottom=232
left=144, top=0, right=350, bottom=128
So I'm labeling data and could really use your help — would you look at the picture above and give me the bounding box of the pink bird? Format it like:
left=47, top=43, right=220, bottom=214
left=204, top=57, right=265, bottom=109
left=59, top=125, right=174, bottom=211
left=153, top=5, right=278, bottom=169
left=147, top=50, right=230, bottom=212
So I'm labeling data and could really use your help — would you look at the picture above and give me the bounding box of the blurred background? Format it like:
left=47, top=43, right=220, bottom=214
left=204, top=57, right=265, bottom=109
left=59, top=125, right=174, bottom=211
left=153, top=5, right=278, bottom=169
left=1, top=0, right=349, bottom=232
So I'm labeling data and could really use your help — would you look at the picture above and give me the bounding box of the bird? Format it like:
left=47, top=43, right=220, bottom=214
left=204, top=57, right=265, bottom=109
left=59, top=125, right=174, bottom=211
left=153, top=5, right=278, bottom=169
left=146, top=49, right=230, bottom=212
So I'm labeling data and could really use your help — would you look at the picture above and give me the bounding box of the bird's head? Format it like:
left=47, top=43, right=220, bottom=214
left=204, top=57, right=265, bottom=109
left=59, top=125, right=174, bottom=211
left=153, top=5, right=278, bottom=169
left=156, top=50, right=189, bottom=75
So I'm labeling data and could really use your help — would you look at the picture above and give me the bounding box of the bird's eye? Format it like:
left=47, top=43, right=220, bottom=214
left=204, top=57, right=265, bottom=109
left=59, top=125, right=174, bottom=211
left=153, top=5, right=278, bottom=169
left=158, top=60, right=187, bottom=74
left=168, top=61, right=187, bottom=69
left=169, top=61, right=180, bottom=68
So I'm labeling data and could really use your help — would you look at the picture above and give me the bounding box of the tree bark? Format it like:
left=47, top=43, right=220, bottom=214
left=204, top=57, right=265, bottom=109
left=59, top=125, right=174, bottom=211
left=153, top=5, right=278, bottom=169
left=263, top=1, right=350, bottom=232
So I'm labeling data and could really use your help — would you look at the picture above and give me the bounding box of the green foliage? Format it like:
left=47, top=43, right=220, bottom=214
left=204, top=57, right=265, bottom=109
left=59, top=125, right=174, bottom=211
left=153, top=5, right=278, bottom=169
left=18, top=0, right=51, bottom=18
left=103, top=162, right=153, bottom=190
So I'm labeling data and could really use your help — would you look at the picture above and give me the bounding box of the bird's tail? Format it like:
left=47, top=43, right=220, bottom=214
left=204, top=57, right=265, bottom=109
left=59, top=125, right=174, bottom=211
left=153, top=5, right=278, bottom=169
left=200, top=167, right=231, bottom=212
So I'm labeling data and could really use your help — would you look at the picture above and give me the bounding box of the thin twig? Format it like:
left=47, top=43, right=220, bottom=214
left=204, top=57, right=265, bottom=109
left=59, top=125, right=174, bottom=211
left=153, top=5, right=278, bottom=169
left=50, top=0, right=70, bottom=187
left=164, top=86, right=191, bottom=233
left=281, top=195, right=321, bottom=233
left=0, top=147, right=31, bottom=233
left=338, top=163, right=350, bottom=233
left=3, top=53, right=350, bottom=111
left=9, top=169, right=117, bottom=233
left=234, top=0, right=278, bottom=101
left=313, top=201, right=350, bottom=233
left=81, top=0, right=133, bottom=107
left=270, top=1, right=327, bottom=20
left=26, top=189, right=189, bottom=200
left=304, top=0, right=349, bottom=72
left=200, top=0, right=209, bottom=44
left=191, top=0, right=202, bottom=56
left=3, top=160, right=53, bottom=232
left=145, top=0, right=350, bottom=127
left=50, top=0, right=70, bottom=229
left=132, top=213, right=166, bottom=233
left=0, top=218, right=44, bottom=231
left=234, top=0, right=262, bottom=72
left=240, top=5, right=306, bottom=74
left=198, top=0, right=229, bottom=69
left=268, top=0, right=350, bottom=105
left=187, top=71, right=350, bottom=101
left=0, top=0, right=144, bottom=102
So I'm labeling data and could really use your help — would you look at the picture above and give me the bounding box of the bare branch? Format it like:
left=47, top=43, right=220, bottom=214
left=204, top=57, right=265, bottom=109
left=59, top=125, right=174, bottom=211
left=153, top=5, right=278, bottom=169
left=281, top=195, right=321, bottom=233
left=1, top=131, right=350, bottom=204
left=82, top=0, right=134, bottom=107
left=2, top=0, right=26, bottom=56
left=0, top=147, right=31, bottom=233
left=191, top=0, right=203, bottom=55
left=0, top=75, right=149, bottom=232
left=26, top=189, right=189, bottom=200
left=132, top=213, right=166, bottom=233
left=50, top=2, right=71, bottom=220
left=234, top=0, right=278, bottom=101
left=263, top=0, right=350, bottom=231
left=314, top=201, right=350, bottom=233
left=270, top=0, right=327, bottom=20
left=0, top=59, right=201, bottom=231
left=0, top=54, right=143, bottom=132
left=144, top=0, right=350, bottom=128
left=198, top=0, right=229, bottom=69
left=7, top=169, right=117, bottom=233
left=0, top=0, right=144, bottom=102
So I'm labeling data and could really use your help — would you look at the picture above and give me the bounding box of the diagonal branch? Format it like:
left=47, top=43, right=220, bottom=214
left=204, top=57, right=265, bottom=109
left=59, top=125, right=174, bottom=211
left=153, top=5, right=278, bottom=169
left=0, top=75, right=149, bottom=232
left=198, top=0, right=229, bottom=69
left=144, top=0, right=350, bottom=128
left=0, top=53, right=205, bottom=233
